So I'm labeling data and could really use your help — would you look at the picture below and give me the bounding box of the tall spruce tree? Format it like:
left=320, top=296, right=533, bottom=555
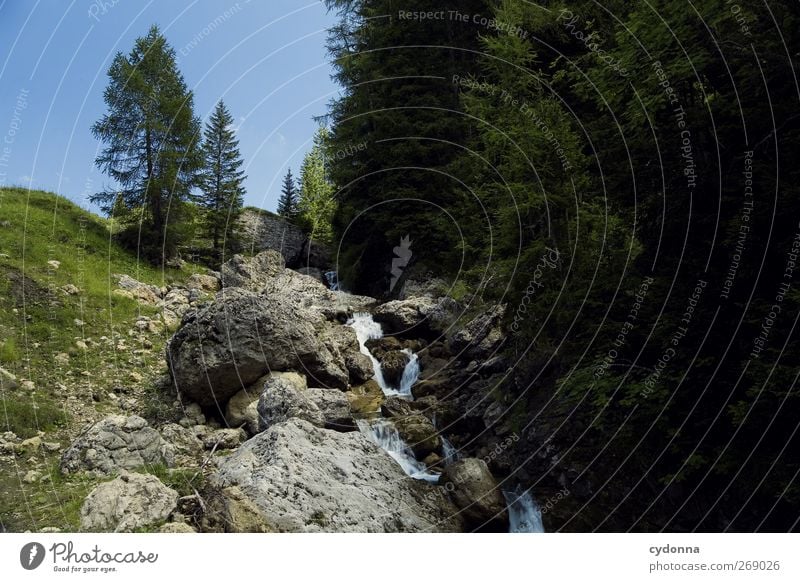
left=277, top=168, right=300, bottom=220
left=91, top=25, right=201, bottom=262
left=198, top=100, right=246, bottom=257
left=298, top=127, right=336, bottom=244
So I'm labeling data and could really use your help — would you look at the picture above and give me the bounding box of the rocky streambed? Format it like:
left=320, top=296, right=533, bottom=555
left=55, top=250, right=544, bottom=532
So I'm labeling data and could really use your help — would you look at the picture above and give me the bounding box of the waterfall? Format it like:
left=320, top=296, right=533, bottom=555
left=356, top=419, right=439, bottom=483
left=397, top=348, right=419, bottom=396
left=503, top=487, right=545, bottom=533
left=324, top=270, right=339, bottom=291
left=348, top=312, right=438, bottom=482
left=432, top=413, right=460, bottom=466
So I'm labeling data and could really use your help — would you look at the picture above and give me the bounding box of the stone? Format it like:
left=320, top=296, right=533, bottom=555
left=305, top=388, right=356, bottom=431
left=392, top=414, right=442, bottom=460
left=159, top=423, right=203, bottom=462
left=158, top=522, right=196, bottom=533
left=167, top=287, right=349, bottom=407
left=80, top=473, right=178, bottom=532
left=346, top=379, right=384, bottom=416
left=373, top=296, right=457, bottom=337
left=203, top=486, right=275, bottom=533
left=448, top=304, right=506, bottom=359
left=23, top=470, right=41, bottom=484
left=440, top=458, right=508, bottom=531
left=186, top=273, right=220, bottom=293
left=224, top=387, right=262, bottom=436
left=60, top=284, right=80, bottom=295
left=376, top=350, right=411, bottom=387
left=202, top=428, right=246, bottom=450
left=60, top=415, right=175, bottom=476
left=257, top=374, right=323, bottom=432
left=212, top=418, right=463, bottom=532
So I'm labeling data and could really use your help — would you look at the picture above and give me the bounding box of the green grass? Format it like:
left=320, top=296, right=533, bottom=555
left=0, top=393, right=68, bottom=438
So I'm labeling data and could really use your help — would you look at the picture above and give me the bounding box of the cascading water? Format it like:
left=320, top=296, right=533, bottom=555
left=503, top=487, right=545, bottom=533
left=348, top=312, right=439, bottom=482
left=324, top=270, right=339, bottom=291
left=356, top=419, right=439, bottom=482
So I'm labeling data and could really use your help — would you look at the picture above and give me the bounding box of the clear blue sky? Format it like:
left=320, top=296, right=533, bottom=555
left=0, top=0, right=338, bottom=212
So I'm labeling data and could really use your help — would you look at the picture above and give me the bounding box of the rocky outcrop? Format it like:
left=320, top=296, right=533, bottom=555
left=448, top=304, right=506, bottom=360
left=60, top=415, right=175, bottom=476
left=80, top=473, right=178, bottom=532
left=166, top=287, right=349, bottom=408
left=392, top=414, right=441, bottom=460
left=373, top=296, right=457, bottom=337
left=213, top=418, right=463, bottom=532
left=257, top=373, right=324, bottom=431
left=441, top=458, right=508, bottom=532
left=238, top=208, right=307, bottom=266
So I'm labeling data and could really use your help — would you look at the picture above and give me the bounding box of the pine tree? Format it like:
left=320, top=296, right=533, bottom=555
left=277, top=168, right=299, bottom=220
left=91, top=25, right=201, bottom=262
left=298, top=127, right=336, bottom=244
left=198, top=100, right=246, bottom=257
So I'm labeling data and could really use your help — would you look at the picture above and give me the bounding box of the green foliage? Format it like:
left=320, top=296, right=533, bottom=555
left=277, top=168, right=300, bottom=220
left=91, top=24, right=202, bottom=263
left=0, top=394, right=68, bottom=438
left=197, top=100, right=246, bottom=261
left=298, top=126, right=336, bottom=244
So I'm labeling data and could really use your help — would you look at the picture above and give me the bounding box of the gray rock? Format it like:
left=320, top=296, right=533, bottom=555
left=159, top=423, right=203, bottom=463
left=441, top=458, right=508, bottom=531
left=305, top=388, right=355, bottom=431
left=159, top=522, right=196, bottom=533
left=80, top=473, right=178, bottom=532
left=392, top=414, right=442, bottom=459
left=323, top=324, right=374, bottom=384
left=224, top=387, right=262, bottom=436
left=257, top=373, right=323, bottom=432
left=202, top=428, right=246, bottom=450
left=61, top=415, right=175, bottom=476
left=373, top=296, right=457, bottom=336
left=448, top=304, right=506, bottom=359
left=213, top=418, right=463, bottom=532
left=166, top=287, right=349, bottom=407
left=377, top=350, right=411, bottom=387
left=237, top=208, right=307, bottom=266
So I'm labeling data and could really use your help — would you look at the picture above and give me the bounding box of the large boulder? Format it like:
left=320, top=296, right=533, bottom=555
left=323, top=325, right=374, bottom=384
left=213, top=418, right=463, bottom=532
left=376, top=350, right=411, bottom=387
left=392, top=414, right=442, bottom=460
left=440, top=458, right=508, bottom=531
left=166, top=287, right=349, bottom=408
left=219, top=251, right=374, bottom=320
left=373, top=296, right=457, bottom=337
left=306, top=388, right=356, bottom=431
left=61, top=415, right=175, bottom=476
left=237, top=208, right=307, bottom=266
left=80, top=473, right=178, bottom=532
left=448, top=304, right=506, bottom=360
left=346, top=379, right=384, bottom=416
left=257, top=373, right=324, bottom=432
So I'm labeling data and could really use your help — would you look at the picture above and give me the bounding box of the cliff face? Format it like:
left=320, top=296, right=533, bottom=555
left=238, top=208, right=306, bottom=265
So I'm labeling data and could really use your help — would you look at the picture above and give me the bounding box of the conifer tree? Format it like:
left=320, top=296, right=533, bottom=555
left=277, top=168, right=300, bottom=220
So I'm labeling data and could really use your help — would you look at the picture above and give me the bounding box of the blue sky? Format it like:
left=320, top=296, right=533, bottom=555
left=0, top=0, right=339, bottom=212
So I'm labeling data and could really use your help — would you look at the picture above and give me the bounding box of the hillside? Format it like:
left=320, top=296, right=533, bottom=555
left=0, top=187, right=205, bottom=531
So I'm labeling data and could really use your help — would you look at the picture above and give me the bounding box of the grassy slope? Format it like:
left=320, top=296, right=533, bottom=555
left=0, top=187, right=200, bottom=531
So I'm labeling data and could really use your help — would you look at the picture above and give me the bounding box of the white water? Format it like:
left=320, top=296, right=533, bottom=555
left=503, top=488, right=545, bottom=533
left=348, top=312, right=439, bottom=482
left=357, top=419, right=439, bottom=483
left=324, top=270, right=339, bottom=291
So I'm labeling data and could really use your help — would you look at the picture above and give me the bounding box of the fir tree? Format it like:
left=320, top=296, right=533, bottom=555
left=277, top=168, right=300, bottom=220
left=298, top=127, right=336, bottom=244
left=198, top=100, right=246, bottom=257
left=91, top=25, right=202, bottom=262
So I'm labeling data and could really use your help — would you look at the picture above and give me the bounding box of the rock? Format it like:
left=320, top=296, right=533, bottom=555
left=0, top=367, right=18, bottom=390
left=159, top=423, right=203, bottom=462
left=39, top=527, right=61, bottom=533
left=159, top=522, right=196, bottom=533
left=166, top=287, right=349, bottom=407
left=305, top=388, right=356, bottom=431
left=80, top=473, right=178, bottom=532
left=237, top=208, right=307, bottom=266
left=346, top=379, right=384, bottom=416
left=61, top=415, right=175, bottom=476
left=55, top=353, right=70, bottom=365
left=114, top=274, right=162, bottom=304
left=187, top=273, right=220, bottom=293
left=365, top=336, right=402, bottom=355
left=21, top=379, right=35, bottom=391
left=203, top=486, right=275, bottom=533
left=423, top=452, right=443, bottom=468
left=219, top=251, right=374, bottom=320
left=224, top=387, right=261, bottom=435
left=23, top=470, right=41, bottom=483
left=373, top=296, right=457, bottom=337
left=295, top=267, right=323, bottom=280
left=323, top=325, right=374, bottom=384
left=212, top=418, right=463, bottom=532
left=448, top=304, right=506, bottom=359
left=178, top=402, right=206, bottom=427
left=376, top=350, right=410, bottom=387
left=392, top=414, right=441, bottom=459
left=381, top=396, right=416, bottom=418
left=43, top=441, right=61, bottom=452
left=257, top=374, right=323, bottom=432
left=19, top=436, right=42, bottom=451
left=440, top=458, right=508, bottom=531
left=47, top=259, right=60, bottom=269
left=202, top=428, right=246, bottom=450
left=60, top=284, right=80, bottom=295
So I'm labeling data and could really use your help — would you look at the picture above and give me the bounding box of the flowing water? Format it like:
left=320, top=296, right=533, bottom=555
left=503, top=487, right=545, bottom=533
left=347, top=312, right=542, bottom=531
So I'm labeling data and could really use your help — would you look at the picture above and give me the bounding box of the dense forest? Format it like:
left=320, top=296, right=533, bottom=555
left=321, top=0, right=800, bottom=530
